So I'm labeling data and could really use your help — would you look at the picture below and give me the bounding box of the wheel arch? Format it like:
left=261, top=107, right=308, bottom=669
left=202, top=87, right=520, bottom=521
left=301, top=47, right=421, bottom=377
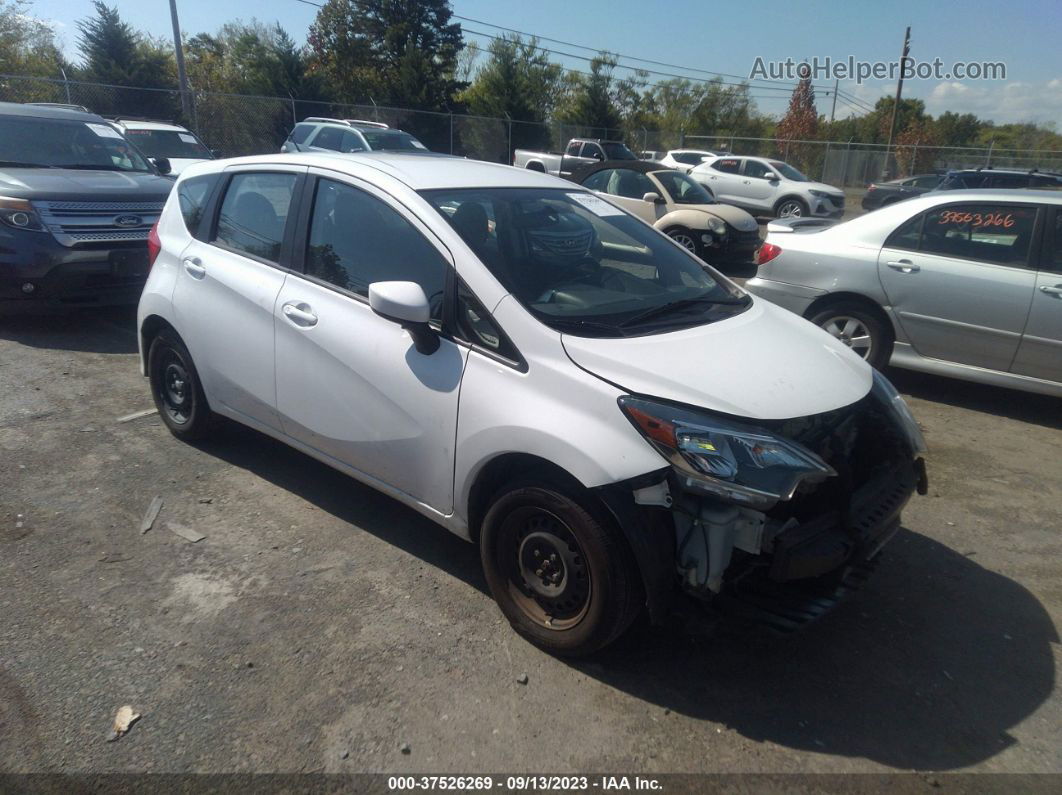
left=139, top=313, right=180, bottom=374
left=803, top=291, right=893, bottom=330
left=774, top=194, right=809, bottom=214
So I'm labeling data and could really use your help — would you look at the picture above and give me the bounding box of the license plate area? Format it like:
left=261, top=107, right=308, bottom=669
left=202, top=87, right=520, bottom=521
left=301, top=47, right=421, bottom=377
left=110, top=249, right=149, bottom=278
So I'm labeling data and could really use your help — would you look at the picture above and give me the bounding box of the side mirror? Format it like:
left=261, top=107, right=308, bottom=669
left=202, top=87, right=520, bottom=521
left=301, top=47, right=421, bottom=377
left=642, top=191, right=664, bottom=204
left=152, top=157, right=171, bottom=175
left=590, top=151, right=604, bottom=161
left=368, top=281, right=439, bottom=355
left=765, top=172, right=779, bottom=181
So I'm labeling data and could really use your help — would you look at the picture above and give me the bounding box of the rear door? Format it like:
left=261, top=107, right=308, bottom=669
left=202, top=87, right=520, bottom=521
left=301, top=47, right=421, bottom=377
left=699, top=157, right=743, bottom=203
left=1011, top=206, right=1062, bottom=383
left=272, top=169, right=468, bottom=513
left=173, top=165, right=305, bottom=429
left=876, top=201, right=1040, bottom=371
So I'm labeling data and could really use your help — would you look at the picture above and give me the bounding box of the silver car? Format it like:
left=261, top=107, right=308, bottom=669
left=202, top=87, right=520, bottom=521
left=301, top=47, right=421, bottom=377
left=746, top=189, right=1062, bottom=397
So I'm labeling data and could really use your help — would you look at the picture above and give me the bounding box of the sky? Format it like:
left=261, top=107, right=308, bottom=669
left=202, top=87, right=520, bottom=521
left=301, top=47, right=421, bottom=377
left=26, top=0, right=1062, bottom=125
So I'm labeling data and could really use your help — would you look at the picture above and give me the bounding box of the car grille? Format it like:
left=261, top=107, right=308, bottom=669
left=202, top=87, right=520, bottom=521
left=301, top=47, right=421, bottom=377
left=34, top=200, right=165, bottom=247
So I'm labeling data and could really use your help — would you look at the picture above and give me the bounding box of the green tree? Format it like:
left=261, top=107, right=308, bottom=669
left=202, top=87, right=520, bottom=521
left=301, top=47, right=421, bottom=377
left=0, top=0, right=66, bottom=79
left=555, top=54, right=623, bottom=136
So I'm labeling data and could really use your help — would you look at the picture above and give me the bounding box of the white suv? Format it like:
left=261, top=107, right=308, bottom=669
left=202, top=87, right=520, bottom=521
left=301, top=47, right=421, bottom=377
left=137, top=152, right=926, bottom=654
left=114, top=118, right=215, bottom=177
left=691, top=155, right=846, bottom=219
left=281, top=118, right=428, bottom=154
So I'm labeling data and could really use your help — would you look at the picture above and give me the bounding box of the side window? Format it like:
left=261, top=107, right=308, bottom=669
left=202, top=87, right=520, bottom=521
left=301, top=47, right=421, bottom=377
left=214, top=172, right=297, bottom=262
left=920, top=204, right=1039, bottom=266
left=1030, top=175, right=1061, bottom=190
left=566, top=141, right=582, bottom=156
left=1049, top=210, right=1062, bottom=272
left=712, top=158, right=740, bottom=174
left=311, top=126, right=344, bottom=151
left=456, top=280, right=520, bottom=363
left=581, top=169, right=614, bottom=192
left=673, top=152, right=698, bottom=165
left=305, top=178, right=448, bottom=321
left=987, top=174, right=1028, bottom=189
left=581, top=143, right=604, bottom=160
left=340, top=130, right=366, bottom=153
left=177, top=173, right=219, bottom=236
left=744, top=160, right=771, bottom=179
left=609, top=169, right=655, bottom=199
left=884, top=212, right=924, bottom=251
left=289, top=124, right=314, bottom=145
left=913, top=175, right=941, bottom=189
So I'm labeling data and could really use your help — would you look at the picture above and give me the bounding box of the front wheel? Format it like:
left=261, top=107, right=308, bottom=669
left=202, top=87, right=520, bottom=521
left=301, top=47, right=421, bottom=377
left=809, top=302, right=893, bottom=369
left=666, top=226, right=701, bottom=257
left=775, top=197, right=809, bottom=218
left=480, top=481, right=642, bottom=656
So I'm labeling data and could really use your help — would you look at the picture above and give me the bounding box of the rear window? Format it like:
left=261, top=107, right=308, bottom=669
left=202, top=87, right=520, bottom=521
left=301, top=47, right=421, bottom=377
left=177, top=173, right=220, bottom=236
left=214, top=172, right=298, bottom=262
left=289, top=124, right=314, bottom=145
left=360, top=130, right=426, bottom=151
left=712, top=158, right=740, bottom=174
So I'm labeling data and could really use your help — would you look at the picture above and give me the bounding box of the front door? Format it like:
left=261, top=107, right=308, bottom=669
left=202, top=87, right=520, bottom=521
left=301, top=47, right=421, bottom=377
left=172, top=167, right=304, bottom=429
left=877, top=201, right=1040, bottom=372
left=273, top=173, right=467, bottom=513
left=1012, top=207, right=1062, bottom=383
left=740, top=159, right=778, bottom=209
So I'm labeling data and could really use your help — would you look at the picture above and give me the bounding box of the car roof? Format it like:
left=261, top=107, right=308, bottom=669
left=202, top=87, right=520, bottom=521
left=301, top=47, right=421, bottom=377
left=117, top=119, right=189, bottom=132
left=199, top=152, right=579, bottom=191
left=0, top=100, right=109, bottom=123
left=949, top=168, right=1062, bottom=178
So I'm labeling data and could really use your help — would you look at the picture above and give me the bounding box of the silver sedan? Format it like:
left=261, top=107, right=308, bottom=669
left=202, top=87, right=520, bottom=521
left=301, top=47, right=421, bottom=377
left=745, top=189, right=1062, bottom=397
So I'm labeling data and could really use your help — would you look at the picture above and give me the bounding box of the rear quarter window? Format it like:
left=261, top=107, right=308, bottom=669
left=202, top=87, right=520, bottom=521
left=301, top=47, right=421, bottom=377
left=289, top=124, right=314, bottom=145
left=177, top=173, right=220, bottom=237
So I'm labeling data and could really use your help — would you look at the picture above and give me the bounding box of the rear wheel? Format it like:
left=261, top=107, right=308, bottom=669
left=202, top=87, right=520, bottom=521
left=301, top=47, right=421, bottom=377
left=480, top=480, right=642, bottom=656
left=809, top=301, right=893, bottom=369
left=147, top=329, right=214, bottom=440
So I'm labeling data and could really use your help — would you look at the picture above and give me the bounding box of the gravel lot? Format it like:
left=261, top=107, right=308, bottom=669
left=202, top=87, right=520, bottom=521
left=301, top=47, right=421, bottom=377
left=1, top=305, right=1060, bottom=776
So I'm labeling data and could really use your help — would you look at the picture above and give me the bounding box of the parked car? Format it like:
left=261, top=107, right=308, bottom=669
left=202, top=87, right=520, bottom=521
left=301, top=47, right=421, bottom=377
left=513, top=138, right=638, bottom=178
left=746, top=189, right=1062, bottom=397
left=0, top=101, right=174, bottom=311
left=574, top=160, right=760, bottom=264
left=138, top=151, right=927, bottom=654
left=691, top=155, right=846, bottom=219
left=935, top=167, right=1062, bottom=191
left=657, top=149, right=731, bottom=174
left=639, top=150, right=666, bottom=161
left=862, top=173, right=943, bottom=211
left=282, top=118, right=429, bottom=154
left=113, top=118, right=216, bottom=177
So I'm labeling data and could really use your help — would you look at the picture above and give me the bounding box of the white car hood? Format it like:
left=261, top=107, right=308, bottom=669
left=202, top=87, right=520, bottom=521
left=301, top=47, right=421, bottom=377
left=561, top=298, right=872, bottom=421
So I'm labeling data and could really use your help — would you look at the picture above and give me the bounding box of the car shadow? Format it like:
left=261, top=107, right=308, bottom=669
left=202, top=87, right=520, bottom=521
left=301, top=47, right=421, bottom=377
left=573, top=527, right=1058, bottom=770
left=195, top=423, right=1055, bottom=771
left=0, top=306, right=139, bottom=355
left=886, top=366, right=1062, bottom=431
left=192, top=421, right=488, bottom=596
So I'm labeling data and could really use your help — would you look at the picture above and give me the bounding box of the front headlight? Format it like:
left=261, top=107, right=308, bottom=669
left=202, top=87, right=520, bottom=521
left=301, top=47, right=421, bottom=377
left=808, top=189, right=830, bottom=198
left=0, top=196, right=47, bottom=232
left=618, top=396, right=835, bottom=508
left=870, top=370, right=927, bottom=456
left=705, top=215, right=726, bottom=235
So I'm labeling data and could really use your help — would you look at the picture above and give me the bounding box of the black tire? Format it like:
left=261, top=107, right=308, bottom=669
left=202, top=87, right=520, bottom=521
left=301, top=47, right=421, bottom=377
left=480, top=480, right=642, bottom=656
left=527, top=162, right=546, bottom=173
left=147, top=329, right=214, bottom=440
left=774, top=197, right=809, bottom=218
left=665, top=226, right=702, bottom=258
left=808, top=301, right=894, bottom=370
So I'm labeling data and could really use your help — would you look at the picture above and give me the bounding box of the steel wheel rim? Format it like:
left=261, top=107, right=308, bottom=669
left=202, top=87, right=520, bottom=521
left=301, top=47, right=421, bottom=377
left=669, top=231, right=697, bottom=252
left=821, top=315, right=873, bottom=359
left=778, top=201, right=803, bottom=217
left=158, top=351, right=193, bottom=424
left=498, top=506, right=591, bottom=631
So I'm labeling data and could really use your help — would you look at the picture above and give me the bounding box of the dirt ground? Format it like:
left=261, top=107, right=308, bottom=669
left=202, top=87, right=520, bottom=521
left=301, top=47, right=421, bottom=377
left=1, top=306, right=1059, bottom=776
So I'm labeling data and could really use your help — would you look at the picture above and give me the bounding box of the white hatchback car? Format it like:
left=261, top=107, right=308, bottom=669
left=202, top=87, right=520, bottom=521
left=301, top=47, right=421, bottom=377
left=691, top=155, right=845, bottom=219
left=138, top=153, right=927, bottom=654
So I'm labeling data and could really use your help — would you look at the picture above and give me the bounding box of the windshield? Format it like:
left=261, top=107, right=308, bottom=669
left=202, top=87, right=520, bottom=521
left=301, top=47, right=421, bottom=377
left=361, top=130, right=427, bottom=151
left=603, top=142, right=637, bottom=160
left=0, top=116, right=152, bottom=172
left=651, top=171, right=715, bottom=204
left=123, top=128, right=211, bottom=159
left=422, top=188, right=747, bottom=336
left=769, top=161, right=809, bottom=182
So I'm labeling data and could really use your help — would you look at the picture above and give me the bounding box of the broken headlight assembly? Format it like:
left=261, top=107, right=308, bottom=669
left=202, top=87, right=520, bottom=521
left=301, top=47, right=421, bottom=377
left=870, top=370, right=927, bottom=456
left=619, top=396, right=835, bottom=509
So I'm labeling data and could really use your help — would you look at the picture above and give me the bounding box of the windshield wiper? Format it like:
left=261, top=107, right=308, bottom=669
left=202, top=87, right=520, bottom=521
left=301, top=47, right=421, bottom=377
left=545, top=318, right=631, bottom=337
left=619, top=293, right=747, bottom=328
left=54, top=164, right=144, bottom=172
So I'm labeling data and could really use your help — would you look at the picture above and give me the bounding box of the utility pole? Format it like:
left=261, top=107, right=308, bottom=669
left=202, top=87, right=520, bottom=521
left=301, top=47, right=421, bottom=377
left=168, top=0, right=192, bottom=121
left=883, top=26, right=911, bottom=179
left=829, top=77, right=838, bottom=123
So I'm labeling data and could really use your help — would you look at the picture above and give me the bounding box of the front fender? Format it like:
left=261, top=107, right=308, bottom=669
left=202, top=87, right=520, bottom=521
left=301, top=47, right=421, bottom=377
left=652, top=208, right=716, bottom=232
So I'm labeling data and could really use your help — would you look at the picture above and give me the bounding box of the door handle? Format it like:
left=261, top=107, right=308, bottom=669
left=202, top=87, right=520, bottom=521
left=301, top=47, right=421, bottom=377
left=1040, top=284, right=1062, bottom=297
left=887, top=259, right=920, bottom=274
left=282, top=302, right=318, bottom=327
left=183, top=257, right=206, bottom=279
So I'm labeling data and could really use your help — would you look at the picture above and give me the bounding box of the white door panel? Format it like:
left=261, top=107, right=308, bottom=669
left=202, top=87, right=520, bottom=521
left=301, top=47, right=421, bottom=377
left=274, top=278, right=468, bottom=513
left=173, top=238, right=287, bottom=428
left=1012, top=273, right=1062, bottom=382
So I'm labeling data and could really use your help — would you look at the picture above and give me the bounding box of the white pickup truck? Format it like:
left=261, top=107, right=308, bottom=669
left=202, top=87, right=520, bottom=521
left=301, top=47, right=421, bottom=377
left=513, top=138, right=638, bottom=178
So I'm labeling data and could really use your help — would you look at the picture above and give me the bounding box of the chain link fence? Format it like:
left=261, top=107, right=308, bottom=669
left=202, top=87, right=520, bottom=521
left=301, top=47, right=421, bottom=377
left=3, top=73, right=1060, bottom=186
